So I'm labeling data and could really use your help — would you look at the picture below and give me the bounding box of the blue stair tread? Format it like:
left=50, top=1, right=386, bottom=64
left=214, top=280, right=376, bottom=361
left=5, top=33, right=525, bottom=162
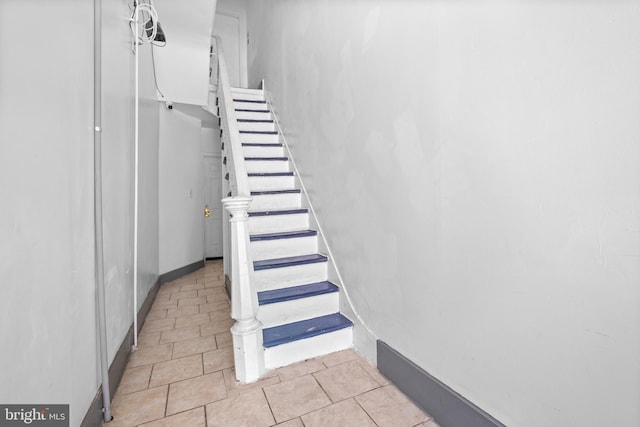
left=248, top=172, right=294, bottom=177
left=245, top=157, right=288, bottom=161
left=239, top=130, right=278, bottom=135
left=236, top=109, right=270, bottom=113
left=263, top=313, right=352, bottom=348
left=233, top=99, right=266, bottom=103
left=248, top=208, right=308, bottom=217
left=258, top=281, right=339, bottom=305
left=254, top=254, right=327, bottom=271
left=251, top=189, right=300, bottom=195
left=237, top=119, right=274, bottom=123
left=250, top=229, right=317, bottom=241
left=242, top=143, right=282, bottom=147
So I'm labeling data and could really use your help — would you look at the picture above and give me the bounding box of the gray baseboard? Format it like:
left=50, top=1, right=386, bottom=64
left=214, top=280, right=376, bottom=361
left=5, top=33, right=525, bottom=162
left=159, top=259, right=205, bottom=285
left=377, top=340, right=506, bottom=427
left=80, top=278, right=161, bottom=427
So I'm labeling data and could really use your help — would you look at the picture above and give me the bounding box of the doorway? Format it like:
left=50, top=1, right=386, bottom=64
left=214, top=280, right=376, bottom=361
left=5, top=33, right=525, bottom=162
left=203, top=153, right=223, bottom=259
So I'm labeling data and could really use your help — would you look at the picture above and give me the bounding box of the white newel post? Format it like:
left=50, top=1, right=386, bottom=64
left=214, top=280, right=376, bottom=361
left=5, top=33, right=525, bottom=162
left=222, top=196, right=265, bottom=383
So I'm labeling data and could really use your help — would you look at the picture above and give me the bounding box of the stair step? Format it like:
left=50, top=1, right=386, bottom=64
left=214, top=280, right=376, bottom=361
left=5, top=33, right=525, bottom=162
left=233, top=99, right=267, bottom=104
left=245, top=157, right=289, bottom=173
left=250, top=230, right=318, bottom=261
left=254, top=254, right=327, bottom=271
left=240, top=132, right=280, bottom=144
left=239, top=130, right=278, bottom=135
left=235, top=101, right=269, bottom=111
left=236, top=110, right=272, bottom=121
left=248, top=172, right=294, bottom=177
left=250, top=230, right=316, bottom=241
left=249, top=208, right=308, bottom=217
left=263, top=313, right=353, bottom=348
left=258, top=281, right=338, bottom=305
left=248, top=173, right=296, bottom=192
left=242, top=144, right=284, bottom=157
left=257, top=282, right=340, bottom=328
left=236, top=108, right=270, bottom=113
left=242, top=143, right=282, bottom=147
left=249, top=190, right=301, bottom=211
left=237, top=120, right=275, bottom=132
left=251, top=189, right=300, bottom=195
left=248, top=209, right=309, bottom=234
left=230, top=87, right=264, bottom=99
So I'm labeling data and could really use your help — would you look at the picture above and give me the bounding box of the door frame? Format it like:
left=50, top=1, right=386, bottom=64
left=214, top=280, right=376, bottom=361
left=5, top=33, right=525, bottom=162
left=203, top=151, right=223, bottom=260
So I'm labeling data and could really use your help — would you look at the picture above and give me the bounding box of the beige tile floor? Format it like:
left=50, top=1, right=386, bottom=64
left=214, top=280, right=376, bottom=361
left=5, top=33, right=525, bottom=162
left=106, top=260, right=439, bottom=427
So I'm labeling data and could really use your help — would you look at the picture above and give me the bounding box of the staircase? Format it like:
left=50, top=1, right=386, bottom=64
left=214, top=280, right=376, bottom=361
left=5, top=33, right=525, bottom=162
left=230, top=86, right=353, bottom=370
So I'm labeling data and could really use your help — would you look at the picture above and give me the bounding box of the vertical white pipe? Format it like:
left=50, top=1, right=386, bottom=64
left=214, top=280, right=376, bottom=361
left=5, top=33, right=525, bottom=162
left=94, top=0, right=112, bottom=422
left=133, top=5, right=140, bottom=350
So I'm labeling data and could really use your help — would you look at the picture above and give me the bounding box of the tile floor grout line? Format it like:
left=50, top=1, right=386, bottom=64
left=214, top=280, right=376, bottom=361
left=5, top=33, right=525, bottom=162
left=353, top=394, right=381, bottom=427
left=260, top=385, right=278, bottom=425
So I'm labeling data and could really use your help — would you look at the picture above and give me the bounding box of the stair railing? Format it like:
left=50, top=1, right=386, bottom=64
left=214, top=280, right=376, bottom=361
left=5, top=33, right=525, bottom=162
left=214, top=35, right=264, bottom=383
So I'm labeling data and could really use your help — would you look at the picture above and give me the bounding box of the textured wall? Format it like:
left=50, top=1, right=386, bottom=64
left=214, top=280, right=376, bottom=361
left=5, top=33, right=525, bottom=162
left=247, top=1, right=640, bottom=426
left=0, top=1, right=159, bottom=424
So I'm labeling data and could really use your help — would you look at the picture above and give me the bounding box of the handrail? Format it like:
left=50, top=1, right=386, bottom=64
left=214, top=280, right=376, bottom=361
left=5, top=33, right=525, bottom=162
left=214, top=36, right=250, bottom=197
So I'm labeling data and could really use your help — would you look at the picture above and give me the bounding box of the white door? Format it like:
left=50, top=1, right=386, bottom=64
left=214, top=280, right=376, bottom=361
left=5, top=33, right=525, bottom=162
left=214, top=9, right=247, bottom=88
left=204, top=154, right=223, bottom=258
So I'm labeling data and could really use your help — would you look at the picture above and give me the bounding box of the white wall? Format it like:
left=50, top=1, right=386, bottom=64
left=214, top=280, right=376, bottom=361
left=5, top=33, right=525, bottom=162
left=159, top=108, right=205, bottom=274
left=214, top=0, right=248, bottom=88
left=0, top=4, right=95, bottom=425
left=247, top=1, right=640, bottom=426
left=102, top=0, right=160, bottom=363
left=0, top=1, right=159, bottom=425
left=153, top=0, right=217, bottom=105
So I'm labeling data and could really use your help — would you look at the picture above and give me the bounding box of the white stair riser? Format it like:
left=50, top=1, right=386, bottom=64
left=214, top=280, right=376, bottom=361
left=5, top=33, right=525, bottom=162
left=245, top=160, right=290, bottom=173
left=248, top=213, right=309, bottom=234
left=231, top=86, right=263, bottom=93
left=254, top=262, right=327, bottom=291
left=240, top=133, right=280, bottom=144
left=264, top=328, right=353, bottom=370
left=234, top=101, right=268, bottom=111
left=230, top=91, right=264, bottom=102
left=250, top=193, right=301, bottom=211
left=237, top=121, right=275, bottom=132
left=250, top=235, right=318, bottom=261
left=242, top=145, right=284, bottom=157
left=236, top=111, right=272, bottom=120
left=258, top=292, right=339, bottom=328
left=248, top=175, right=295, bottom=191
